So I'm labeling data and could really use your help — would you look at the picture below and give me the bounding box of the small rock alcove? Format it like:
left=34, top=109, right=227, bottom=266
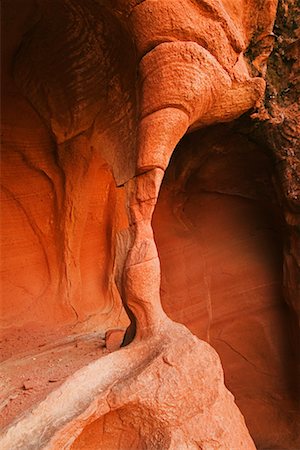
left=153, top=123, right=298, bottom=448
left=71, top=410, right=141, bottom=450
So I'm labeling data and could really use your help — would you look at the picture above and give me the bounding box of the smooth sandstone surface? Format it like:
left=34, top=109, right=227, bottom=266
left=153, top=127, right=300, bottom=448
left=1, top=0, right=299, bottom=448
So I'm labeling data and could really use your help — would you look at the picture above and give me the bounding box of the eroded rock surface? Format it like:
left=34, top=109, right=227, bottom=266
left=0, top=323, right=256, bottom=450
left=153, top=127, right=300, bottom=448
left=1, top=0, right=299, bottom=448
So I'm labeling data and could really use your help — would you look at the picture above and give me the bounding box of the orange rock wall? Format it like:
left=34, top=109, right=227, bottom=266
left=1, top=0, right=129, bottom=347
left=1, top=0, right=299, bottom=448
left=153, top=127, right=299, bottom=448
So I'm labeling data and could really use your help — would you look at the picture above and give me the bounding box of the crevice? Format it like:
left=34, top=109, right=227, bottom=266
left=214, top=337, right=276, bottom=378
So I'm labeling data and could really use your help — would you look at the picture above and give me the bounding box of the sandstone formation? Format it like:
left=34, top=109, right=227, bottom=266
left=1, top=0, right=299, bottom=449
left=153, top=126, right=300, bottom=448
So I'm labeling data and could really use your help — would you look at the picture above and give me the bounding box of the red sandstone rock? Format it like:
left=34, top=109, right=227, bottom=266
left=22, top=380, right=35, bottom=391
left=105, top=329, right=126, bottom=352
left=1, top=0, right=299, bottom=449
left=153, top=127, right=300, bottom=448
left=0, top=323, right=256, bottom=450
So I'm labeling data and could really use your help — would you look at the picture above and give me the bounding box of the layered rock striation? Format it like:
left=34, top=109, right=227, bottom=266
left=1, top=0, right=299, bottom=448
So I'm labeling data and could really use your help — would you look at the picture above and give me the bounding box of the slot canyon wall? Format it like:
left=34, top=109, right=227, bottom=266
left=0, top=0, right=299, bottom=449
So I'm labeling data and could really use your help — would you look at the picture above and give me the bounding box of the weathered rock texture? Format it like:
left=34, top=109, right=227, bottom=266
left=0, top=0, right=299, bottom=448
left=253, top=0, right=300, bottom=383
left=153, top=126, right=300, bottom=448
left=1, top=324, right=256, bottom=450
